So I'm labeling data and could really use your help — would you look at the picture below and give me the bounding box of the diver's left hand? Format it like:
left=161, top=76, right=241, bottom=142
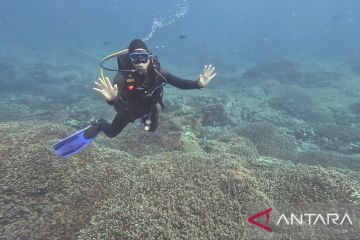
left=197, top=64, right=217, bottom=88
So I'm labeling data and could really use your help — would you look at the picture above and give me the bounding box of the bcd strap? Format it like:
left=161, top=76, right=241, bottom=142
left=117, top=52, right=164, bottom=98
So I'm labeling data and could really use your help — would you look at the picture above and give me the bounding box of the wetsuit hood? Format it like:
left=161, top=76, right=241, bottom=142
left=128, top=39, right=149, bottom=53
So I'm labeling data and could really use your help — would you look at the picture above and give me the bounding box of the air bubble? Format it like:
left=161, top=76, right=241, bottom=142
left=143, top=0, right=190, bottom=41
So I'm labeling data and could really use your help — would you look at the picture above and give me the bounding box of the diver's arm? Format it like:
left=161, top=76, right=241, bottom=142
left=160, top=69, right=202, bottom=90
left=160, top=64, right=216, bottom=89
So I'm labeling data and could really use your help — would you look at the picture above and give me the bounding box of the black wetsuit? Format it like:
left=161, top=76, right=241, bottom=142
left=89, top=68, right=201, bottom=138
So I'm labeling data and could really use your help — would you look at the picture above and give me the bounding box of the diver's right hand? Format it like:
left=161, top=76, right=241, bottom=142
left=93, top=76, right=119, bottom=101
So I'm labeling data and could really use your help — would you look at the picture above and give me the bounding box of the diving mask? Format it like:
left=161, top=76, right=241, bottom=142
left=129, top=51, right=152, bottom=64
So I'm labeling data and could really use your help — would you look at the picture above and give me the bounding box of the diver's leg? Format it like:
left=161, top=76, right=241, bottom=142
left=101, top=114, right=130, bottom=138
left=84, top=114, right=130, bottom=139
left=148, top=103, right=161, bottom=132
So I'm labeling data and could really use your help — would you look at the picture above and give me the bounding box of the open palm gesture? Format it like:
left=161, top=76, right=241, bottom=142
left=93, top=76, right=118, bottom=101
left=198, top=64, right=217, bottom=88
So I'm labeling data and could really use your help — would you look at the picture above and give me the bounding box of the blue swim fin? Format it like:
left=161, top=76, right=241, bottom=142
left=52, top=125, right=95, bottom=158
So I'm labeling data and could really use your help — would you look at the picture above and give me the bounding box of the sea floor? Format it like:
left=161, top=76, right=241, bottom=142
left=1, top=51, right=360, bottom=239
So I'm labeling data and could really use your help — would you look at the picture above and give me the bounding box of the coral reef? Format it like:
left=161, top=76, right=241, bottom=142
left=313, top=124, right=360, bottom=154
left=186, top=95, right=234, bottom=127
left=241, top=60, right=302, bottom=84
left=98, top=114, right=204, bottom=158
left=1, top=122, right=359, bottom=239
left=78, top=153, right=266, bottom=240
left=2, top=54, right=360, bottom=239
left=237, top=122, right=298, bottom=160
left=241, top=60, right=339, bottom=87
left=246, top=157, right=358, bottom=204
left=316, top=124, right=360, bottom=142
left=198, top=103, right=234, bottom=127
left=0, top=122, right=128, bottom=239
left=200, top=136, right=259, bottom=163
left=269, top=91, right=313, bottom=117
left=292, top=150, right=360, bottom=171
left=269, top=91, right=334, bottom=124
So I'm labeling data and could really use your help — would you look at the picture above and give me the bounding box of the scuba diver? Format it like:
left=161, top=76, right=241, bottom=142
left=53, top=39, right=216, bottom=158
